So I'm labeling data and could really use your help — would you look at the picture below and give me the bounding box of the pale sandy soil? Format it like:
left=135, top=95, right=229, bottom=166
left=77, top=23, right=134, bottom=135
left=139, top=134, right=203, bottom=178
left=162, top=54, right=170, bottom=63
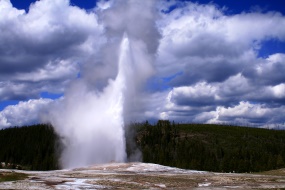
left=1, top=162, right=285, bottom=189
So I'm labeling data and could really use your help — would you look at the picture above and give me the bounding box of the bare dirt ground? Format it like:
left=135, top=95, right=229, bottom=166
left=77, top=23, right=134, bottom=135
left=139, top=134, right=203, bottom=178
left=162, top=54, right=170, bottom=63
left=1, top=162, right=285, bottom=189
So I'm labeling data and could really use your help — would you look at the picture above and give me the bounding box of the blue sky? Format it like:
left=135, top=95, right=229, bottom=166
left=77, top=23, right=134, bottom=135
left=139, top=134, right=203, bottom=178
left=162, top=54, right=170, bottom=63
left=11, top=0, right=97, bottom=10
left=0, top=0, right=285, bottom=128
left=9, top=0, right=285, bottom=17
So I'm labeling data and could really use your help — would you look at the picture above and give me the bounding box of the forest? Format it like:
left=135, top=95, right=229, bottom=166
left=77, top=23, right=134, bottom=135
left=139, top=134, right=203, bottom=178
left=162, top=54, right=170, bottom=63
left=1, top=121, right=285, bottom=172
left=132, top=120, right=285, bottom=173
left=0, top=124, right=60, bottom=170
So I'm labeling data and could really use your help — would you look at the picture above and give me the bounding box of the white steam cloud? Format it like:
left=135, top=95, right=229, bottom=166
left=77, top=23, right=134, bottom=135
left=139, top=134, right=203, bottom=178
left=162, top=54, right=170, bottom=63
left=49, top=0, right=159, bottom=168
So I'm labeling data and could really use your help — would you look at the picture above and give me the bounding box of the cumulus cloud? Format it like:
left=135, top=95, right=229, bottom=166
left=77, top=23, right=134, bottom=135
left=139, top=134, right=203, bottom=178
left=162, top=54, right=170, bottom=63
left=152, top=1, right=285, bottom=127
left=156, top=2, right=285, bottom=85
left=0, top=0, right=103, bottom=100
left=246, top=53, right=285, bottom=86
left=215, top=102, right=285, bottom=127
left=0, top=98, right=52, bottom=128
left=0, top=0, right=285, bottom=129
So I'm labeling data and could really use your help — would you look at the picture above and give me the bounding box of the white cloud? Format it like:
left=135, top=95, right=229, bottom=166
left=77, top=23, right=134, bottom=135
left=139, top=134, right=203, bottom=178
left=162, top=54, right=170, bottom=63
left=214, top=101, right=285, bottom=127
left=171, top=82, right=220, bottom=106
left=13, top=60, right=79, bottom=82
left=0, top=98, right=53, bottom=128
left=270, top=84, right=285, bottom=99
left=1, top=0, right=285, bottom=128
left=225, top=12, right=285, bottom=43
left=249, top=53, right=285, bottom=85
left=156, top=2, right=285, bottom=83
left=0, top=0, right=103, bottom=99
left=150, top=2, right=285, bottom=127
left=169, top=101, right=285, bottom=128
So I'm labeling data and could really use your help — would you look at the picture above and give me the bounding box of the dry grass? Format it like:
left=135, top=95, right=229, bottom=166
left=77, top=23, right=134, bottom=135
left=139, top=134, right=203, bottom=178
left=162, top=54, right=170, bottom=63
left=0, top=171, right=28, bottom=182
left=258, top=169, right=285, bottom=176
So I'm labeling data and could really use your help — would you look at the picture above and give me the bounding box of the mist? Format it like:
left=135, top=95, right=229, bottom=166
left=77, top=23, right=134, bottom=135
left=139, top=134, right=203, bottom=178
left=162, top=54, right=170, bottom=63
left=49, top=0, right=160, bottom=168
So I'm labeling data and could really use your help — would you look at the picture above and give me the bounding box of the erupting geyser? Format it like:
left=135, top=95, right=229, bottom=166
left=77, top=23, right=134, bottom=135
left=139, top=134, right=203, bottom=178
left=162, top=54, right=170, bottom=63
left=49, top=0, right=160, bottom=168
left=50, top=35, right=132, bottom=168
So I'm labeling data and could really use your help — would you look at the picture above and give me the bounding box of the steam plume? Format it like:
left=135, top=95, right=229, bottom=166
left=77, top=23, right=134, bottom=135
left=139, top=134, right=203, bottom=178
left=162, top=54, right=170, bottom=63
left=49, top=0, right=160, bottom=168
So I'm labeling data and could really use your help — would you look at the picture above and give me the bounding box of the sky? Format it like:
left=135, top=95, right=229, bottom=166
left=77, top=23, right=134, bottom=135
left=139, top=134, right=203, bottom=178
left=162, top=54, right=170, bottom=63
left=0, top=0, right=285, bottom=129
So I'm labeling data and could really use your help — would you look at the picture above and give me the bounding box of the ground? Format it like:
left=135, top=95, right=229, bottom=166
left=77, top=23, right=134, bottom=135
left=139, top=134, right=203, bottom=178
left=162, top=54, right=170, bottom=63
left=1, top=162, right=285, bottom=189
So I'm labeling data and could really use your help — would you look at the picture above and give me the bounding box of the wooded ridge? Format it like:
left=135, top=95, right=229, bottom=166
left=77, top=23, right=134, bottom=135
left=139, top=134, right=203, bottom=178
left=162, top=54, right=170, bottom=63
left=133, top=120, right=285, bottom=173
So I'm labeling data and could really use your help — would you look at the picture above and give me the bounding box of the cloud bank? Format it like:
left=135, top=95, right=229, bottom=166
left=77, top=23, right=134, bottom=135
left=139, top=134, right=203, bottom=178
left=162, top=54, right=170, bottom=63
left=0, top=0, right=285, bottom=131
left=154, top=1, right=285, bottom=128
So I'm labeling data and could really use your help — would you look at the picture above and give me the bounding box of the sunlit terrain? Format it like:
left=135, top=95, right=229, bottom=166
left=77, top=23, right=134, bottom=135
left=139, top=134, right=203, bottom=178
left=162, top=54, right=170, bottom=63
left=1, top=162, right=285, bottom=189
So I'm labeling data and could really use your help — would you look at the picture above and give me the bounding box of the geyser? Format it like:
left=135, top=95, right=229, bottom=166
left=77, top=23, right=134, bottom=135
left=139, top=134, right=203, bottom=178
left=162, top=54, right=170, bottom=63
left=50, top=34, right=134, bottom=168
left=49, top=0, right=160, bottom=168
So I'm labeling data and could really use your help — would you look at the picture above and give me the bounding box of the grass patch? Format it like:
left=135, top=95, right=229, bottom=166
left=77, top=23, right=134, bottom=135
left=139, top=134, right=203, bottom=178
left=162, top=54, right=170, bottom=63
left=257, top=169, right=285, bottom=176
left=0, top=171, right=28, bottom=182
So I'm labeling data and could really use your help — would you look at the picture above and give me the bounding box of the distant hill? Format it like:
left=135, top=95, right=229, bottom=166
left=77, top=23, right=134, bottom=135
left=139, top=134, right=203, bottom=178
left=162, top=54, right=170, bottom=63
left=1, top=121, right=285, bottom=172
left=132, top=120, right=285, bottom=173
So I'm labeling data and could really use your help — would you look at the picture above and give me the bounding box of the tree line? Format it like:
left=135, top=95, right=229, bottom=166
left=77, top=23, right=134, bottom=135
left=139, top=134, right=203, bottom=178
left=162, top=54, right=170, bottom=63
left=1, top=121, right=285, bottom=172
left=133, top=120, right=285, bottom=173
left=0, top=124, right=60, bottom=170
